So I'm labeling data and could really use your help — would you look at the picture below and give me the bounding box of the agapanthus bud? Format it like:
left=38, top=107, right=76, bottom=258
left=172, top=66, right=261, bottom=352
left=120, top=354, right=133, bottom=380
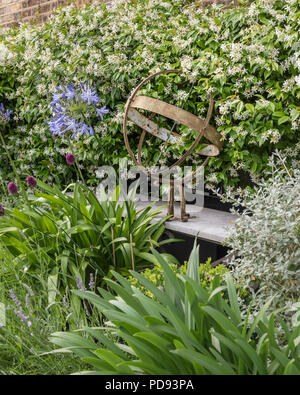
left=27, top=176, right=37, bottom=188
left=8, top=182, right=18, bottom=195
left=66, top=153, right=76, bottom=165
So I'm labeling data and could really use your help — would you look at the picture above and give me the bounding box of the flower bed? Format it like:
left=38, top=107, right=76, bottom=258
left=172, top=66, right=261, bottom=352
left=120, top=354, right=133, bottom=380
left=0, top=0, right=299, bottom=376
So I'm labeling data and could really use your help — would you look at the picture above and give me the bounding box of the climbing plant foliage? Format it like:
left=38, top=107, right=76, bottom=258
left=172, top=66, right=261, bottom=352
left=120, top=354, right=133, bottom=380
left=0, top=0, right=299, bottom=191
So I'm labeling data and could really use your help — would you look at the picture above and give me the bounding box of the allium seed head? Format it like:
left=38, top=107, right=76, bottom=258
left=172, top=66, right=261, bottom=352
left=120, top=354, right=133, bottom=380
left=27, top=176, right=37, bottom=188
left=8, top=182, right=18, bottom=195
left=66, top=153, right=76, bottom=165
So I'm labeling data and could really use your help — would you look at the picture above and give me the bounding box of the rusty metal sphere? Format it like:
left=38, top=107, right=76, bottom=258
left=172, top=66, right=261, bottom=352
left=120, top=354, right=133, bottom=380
left=123, top=69, right=223, bottom=181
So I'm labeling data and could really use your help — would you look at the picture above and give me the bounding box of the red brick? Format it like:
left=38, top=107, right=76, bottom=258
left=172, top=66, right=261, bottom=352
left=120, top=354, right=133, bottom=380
left=1, top=0, right=239, bottom=28
left=1, top=12, right=14, bottom=23
left=27, top=0, right=40, bottom=7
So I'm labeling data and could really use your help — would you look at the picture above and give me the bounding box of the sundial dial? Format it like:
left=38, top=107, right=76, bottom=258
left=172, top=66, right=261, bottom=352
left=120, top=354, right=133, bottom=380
left=123, top=69, right=223, bottom=222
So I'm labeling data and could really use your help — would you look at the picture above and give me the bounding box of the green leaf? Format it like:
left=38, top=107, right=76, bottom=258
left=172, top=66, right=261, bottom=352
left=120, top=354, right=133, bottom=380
left=245, top=103, right=255, bottom=112
left=225, top=274, right=242, bottom=326
left=278, top=116, right=290, bottom=125
left=173, top=348, right=234, bottom=375
left=93, top=349, right=132, bottom=373
left=48, top=272, right=58, bottom=306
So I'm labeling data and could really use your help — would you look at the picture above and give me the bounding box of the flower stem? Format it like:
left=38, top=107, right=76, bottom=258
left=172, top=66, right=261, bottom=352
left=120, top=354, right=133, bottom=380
left=70, top=143, right=86, bottom=187
left=0, top=127, right=30, bottom=204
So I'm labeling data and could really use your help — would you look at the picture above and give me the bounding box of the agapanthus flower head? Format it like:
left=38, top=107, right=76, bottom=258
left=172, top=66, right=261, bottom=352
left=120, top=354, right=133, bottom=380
left=0, top=103, right=13, bottom=123
left=27, top=176, right=37, bottom=188
left=78, top=122, right=94, bottom=137
left=48, top=82, right=109, bottom=140
left=0, top=203, right=4, bottom=216
left=79, top=82, right=100, bottom=105
left=96, top=106, right=110, bottom=120
left=8, top=182, right=18, bottom=195
left=66, top=153, right=76, bottom=165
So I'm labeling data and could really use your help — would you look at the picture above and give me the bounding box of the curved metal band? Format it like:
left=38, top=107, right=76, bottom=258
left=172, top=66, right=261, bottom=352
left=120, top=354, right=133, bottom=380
left=123, top=70, right=181, bottom=174
left=128, top=108, right=219, bottom=156
left=131, top=96, right=223, bottom=152
left=123, top=69, right=222, bottom=178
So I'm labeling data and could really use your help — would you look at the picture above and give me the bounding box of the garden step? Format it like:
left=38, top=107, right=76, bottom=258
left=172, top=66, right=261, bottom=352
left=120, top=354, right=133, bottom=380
left=135, top=200, right=238, bottom=245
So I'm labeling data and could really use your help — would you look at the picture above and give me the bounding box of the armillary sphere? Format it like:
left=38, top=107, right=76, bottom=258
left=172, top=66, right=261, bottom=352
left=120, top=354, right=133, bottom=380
left=123, top=69, right=223, bottom=222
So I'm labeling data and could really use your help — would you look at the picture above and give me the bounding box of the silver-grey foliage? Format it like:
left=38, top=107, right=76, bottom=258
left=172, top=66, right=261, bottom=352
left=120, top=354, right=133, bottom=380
left=224, top=154, right=300, bottom=322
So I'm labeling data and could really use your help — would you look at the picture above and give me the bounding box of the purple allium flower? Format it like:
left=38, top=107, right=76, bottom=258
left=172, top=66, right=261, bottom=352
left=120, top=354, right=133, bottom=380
left=0, top=103, right=13, bottom=123
left=0, top=204, right=4, bottom=216
left=27, top=176, right=37, bottom=188
left=8, top=182, right=18, bottom=195
left=66, top=153, right=76, bottom=165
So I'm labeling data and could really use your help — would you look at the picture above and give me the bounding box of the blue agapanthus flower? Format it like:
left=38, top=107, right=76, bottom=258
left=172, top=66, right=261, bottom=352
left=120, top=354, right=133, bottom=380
left=0, top=103, right=13, bottom=123
left=96, top=106, right=110, bottom=120
left=48, top=83, right=109, bottom=139
left=79, top=82, right=100, bottom=105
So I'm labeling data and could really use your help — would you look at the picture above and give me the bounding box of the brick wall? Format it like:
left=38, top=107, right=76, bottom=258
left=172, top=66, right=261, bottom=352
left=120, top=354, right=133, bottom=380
left=201, top=0, right=239, bottom=6
left=0, top=0, right=239, bottom=29
left=0, top=0, right=92, bottom=29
